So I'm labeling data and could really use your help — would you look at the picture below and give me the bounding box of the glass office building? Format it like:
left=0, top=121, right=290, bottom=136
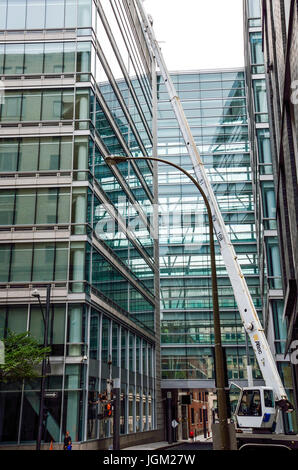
left=243, top=0, right=297, bottom=432
left=157, top=69, right=263, bottom=392
left=0, top=0, right=162, bottom=448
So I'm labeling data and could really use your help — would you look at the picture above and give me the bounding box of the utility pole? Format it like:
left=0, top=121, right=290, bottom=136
left=113, top=378, right=120, bottom=450
left=33, top=284, right=51, bottom=451
left=166, top=392, right=173, bottom=444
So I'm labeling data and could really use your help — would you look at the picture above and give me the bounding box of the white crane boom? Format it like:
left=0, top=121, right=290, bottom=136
left=135, top=0, right=288, bottom=404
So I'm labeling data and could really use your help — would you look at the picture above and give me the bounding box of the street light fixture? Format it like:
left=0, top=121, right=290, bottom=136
left=106, top=154, right=230, bottom=450
left=31, top=284, right=51, bottom=451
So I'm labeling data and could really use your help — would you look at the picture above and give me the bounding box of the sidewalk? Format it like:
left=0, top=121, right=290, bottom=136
left=123, top=435, right=212, bottom=450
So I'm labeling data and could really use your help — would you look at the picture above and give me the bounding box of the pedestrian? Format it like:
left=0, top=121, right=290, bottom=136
left=63, top=430, right=72, bottom=450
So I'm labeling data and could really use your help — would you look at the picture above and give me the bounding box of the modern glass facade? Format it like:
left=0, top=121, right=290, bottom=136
left=243, top=0, right=297, bottom=432
left=157, top=70, right=263, bottom=388
left=0, top=0, right=161, bottom=447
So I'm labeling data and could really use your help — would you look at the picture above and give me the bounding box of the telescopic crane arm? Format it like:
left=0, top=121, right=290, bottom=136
left=135, top=0, right=291, bottom=409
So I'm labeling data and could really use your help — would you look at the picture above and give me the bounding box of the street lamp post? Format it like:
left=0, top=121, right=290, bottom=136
left=106, top=155, right=230, bottom=450
left=32, top=284, right=51, bottom=451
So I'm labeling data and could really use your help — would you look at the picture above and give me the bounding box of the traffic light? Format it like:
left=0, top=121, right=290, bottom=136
left=104, top=402, right=113, bottom=418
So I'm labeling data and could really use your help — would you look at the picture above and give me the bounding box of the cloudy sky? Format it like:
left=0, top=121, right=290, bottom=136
left=144, top=0, right=244, bottom=71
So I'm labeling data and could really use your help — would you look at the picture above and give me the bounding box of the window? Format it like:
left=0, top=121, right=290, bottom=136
left=7, top=0, right=26, bottom=30
left=42, top=90, right=62, bottom=120
left=77, top=42, right=91, bottom=74
left=39, top=137, right=59, bottom=170
left=272, top=300, right=287, bottom=354
left=253, top=79, right=268, bottom=121
left=0, top=0, right=7, bottom=30
left=77, top=0, right=91, bottom=28
left=264, top=390, right=274, bottom=408
left=19, top=139, right=39, bottom=171
left=250, top=32, right=263, bottom=65
left=257, top=128, right=272, bottom=174
left=10, top=244, right=33, bottom=282
left=62, top=90, right=74, bottom=119
left=191, top=408, right=195, bottom=424
left=26, top=0, right=46, bottom=29
left=24, top=43, right=44, bottom=74
left=45, top=0, right=64, bottom=29
left=21, top=91, right=42, bottom=121
left=65, top=0, right=77, bottom=28
left=36, top=188, right=58, bottom=224
left=238, top=389, right=262, bottom=416
left=1, top=92, right=22, bottom=121
left=63, top=42, right=76, bottom=73
left=0, top=140, right=18, bottom=172
left=0, top=244, right=11, bottom=282
left=4, top=44, right=24, bottom=74
left=44, top=43, right=63, bottom=73
left=0, top=190, right=14, bottom=225
left=14, top=189, right=36, bottom=225
left=32, top=243, right=55, bottom=281
left=2, top=243, right=68, bottom=283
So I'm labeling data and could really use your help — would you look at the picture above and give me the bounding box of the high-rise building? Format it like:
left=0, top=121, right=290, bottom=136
left=243, top=0, right=297, bottom=432
left=157, top=69, right=264, bottom=436
left=0, top=0, right=162, bottom=449
left=261, top=0, right=298, bottom=429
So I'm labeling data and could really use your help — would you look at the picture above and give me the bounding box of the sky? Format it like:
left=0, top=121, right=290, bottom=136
left=143, top=0, right=245, bottom=71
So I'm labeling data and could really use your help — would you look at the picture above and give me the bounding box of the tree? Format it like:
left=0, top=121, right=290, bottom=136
left=0, top=330, right=51, bottom=383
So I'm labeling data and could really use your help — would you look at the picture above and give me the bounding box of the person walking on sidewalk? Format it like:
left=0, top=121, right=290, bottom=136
left=64, top=431, right=72, bottom=450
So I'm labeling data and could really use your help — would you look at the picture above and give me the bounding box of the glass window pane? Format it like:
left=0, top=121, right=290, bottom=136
left=14, top=189, right=36, bottom=225
left=253, top=79, right=268, bottom=114
left=0, top=139, right=18, bottom=172
left=39, top=137, right=59, bottom=170
left=248, top=0, right=261, bottom=18
left=0, top=44, right=4, bottom=74
left=0, top=0, right=7, bottom=30
left=78, top=0, right=91, bottom=28
left=63, top=42, right=75, bottom=73
left=77, top=42, right=91, bottom=73
left=62, top=90, right=73, bottom=119
left=4, top=43, right=24, bottom=74
left=26, top=0, right=46, bottom=29
left=54, top=243, right=68, bottom=280
left=10, top=244, right=33, bottom=282
left=29, top=306, right=44, bottom=343
left=32, top=243, right=54, bottom=281
left=0, top=190, right=15, bottom=225
left=0, top=92, right=22, bottom=122
left=24, top=43, right=44, bottom=74
left=0, top=244, right=11, bottom=282
left=42, top=90, right=62, bottom=120
left=45, top=0, right=64, bottom=28
left=44, top=42, right=63, bottom=73
left=0, top=190, right=14, bottom=225
left=250, top=32, right=263, bottom=65
left=60, top=137, right=72, bottom=169
left=36, top=188, right=58, bottom=224
left=21, top=91, right=42, bottom=121
left=19, top=139, right=39, bottom=171
left=7, top=0, right=26, bottom=29
left=51, top=305, right=66, bottom=349
left=7, top=306, right=28, bottom=334
left=57, top=188, right=70, bottom=223
left=65, top=0, right=77, bottom=27
left=75, top=89, right=89, bottom=120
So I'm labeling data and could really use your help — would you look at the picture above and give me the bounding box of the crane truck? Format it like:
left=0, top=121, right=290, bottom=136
left=134, top=0, right=297, bottom=448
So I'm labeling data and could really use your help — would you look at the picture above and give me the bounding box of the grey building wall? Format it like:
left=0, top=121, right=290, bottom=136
left=262, top=0, right=298, bottom=426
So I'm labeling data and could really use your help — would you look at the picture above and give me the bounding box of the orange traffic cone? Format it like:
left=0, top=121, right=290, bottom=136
left=49, top=440, right=53, bottom=450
